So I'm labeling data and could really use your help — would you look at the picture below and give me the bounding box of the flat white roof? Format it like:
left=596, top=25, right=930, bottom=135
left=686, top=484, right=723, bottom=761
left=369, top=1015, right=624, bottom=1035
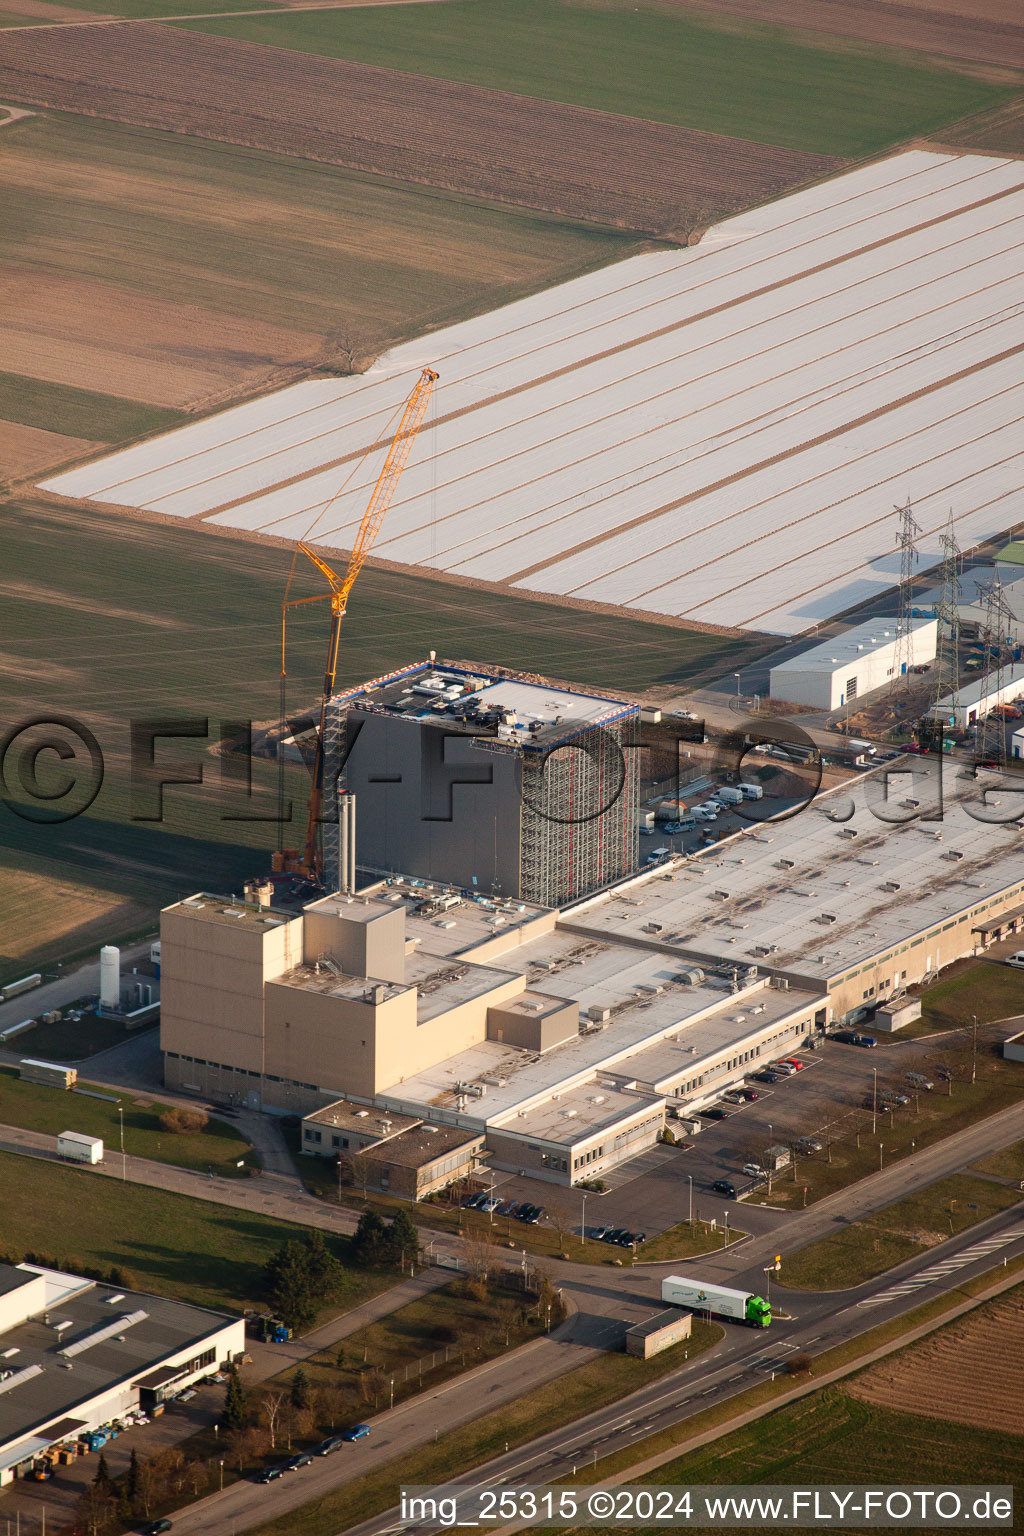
left=931, top=660, right=1024, bottom=712
left=43, top=150, right=1024, bottom=637
left=566, top=762, right=1024, bottom=983
left=770, top=617, right=935, bottom=675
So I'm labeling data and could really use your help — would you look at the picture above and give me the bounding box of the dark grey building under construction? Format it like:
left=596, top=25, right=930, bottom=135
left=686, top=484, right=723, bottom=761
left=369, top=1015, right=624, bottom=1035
left=323, top=661, right=639, bottom=907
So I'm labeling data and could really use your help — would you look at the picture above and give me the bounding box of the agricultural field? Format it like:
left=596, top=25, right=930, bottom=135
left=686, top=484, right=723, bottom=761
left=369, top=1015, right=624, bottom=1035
left=0, top=111, right=640, bottom=481
left=850, top=1286, right=1024, bottom=1434
left=178, top=0, right=1013, bottom=156
left=0, top=369, right=186, bottom=485
left=0, top=494, right=746, bottom=971
left=663, top=0, right=1024, bottom=71
left=779, top=1173, right=1022, bottom=1290
left=605, top=1385, right=1023, bottom=1534
left=0, top=23, right=838, bottom=237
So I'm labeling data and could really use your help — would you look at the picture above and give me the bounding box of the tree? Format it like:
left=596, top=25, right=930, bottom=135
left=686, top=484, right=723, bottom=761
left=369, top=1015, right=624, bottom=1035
left=223, top=1363, right=247, bottom=1434
left=352, top=1209, right=390, bottom=1268
left=94, top=1452, right=112, bottom=1488
left=386, top=1208, right=419, bottom=1267
left=263, top=1230, right=343, bottom=1330
left=290, top=1365, right=311, bottom=1411
left=126, top=1447, right=141, bottom=1506
left=260, top=1388, right=286, bottom=1450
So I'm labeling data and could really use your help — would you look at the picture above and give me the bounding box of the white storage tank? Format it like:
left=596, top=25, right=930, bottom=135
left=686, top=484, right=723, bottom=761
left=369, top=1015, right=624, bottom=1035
left=57, top=1131, right=104, bottom=1164
left=99, top=946, right=120, bottom=1009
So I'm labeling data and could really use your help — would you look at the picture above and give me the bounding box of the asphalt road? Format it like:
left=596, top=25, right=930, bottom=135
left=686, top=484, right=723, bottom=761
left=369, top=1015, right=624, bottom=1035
left=164, top=1200, right=1024, bottom=1536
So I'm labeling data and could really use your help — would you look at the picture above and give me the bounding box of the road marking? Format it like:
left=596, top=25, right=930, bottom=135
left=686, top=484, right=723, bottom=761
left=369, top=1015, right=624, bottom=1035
left=858, top=1226, right=1024, bottom=1306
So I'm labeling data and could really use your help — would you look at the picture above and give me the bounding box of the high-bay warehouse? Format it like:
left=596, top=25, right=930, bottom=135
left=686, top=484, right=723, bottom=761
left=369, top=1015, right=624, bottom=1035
left=161, top=683, right=1024, bottom=1189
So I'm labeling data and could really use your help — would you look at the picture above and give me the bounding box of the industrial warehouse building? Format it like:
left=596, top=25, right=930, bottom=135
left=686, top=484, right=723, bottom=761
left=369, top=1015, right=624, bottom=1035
left=928, top=661, right=1024, bottom=728
left=46, top=150, right=1024, bottom=639
left=161, top=750, right=1024, bottom=1189
left=769, top=618, right=938, bottom=709
left=323, top=660, right=640, bottom=907
left=0, top=1265, right=244, bottom=1489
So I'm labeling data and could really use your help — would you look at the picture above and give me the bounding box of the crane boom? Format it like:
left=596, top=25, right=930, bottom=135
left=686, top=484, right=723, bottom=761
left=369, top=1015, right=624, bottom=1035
left=277, top=365, right=438, bottom=884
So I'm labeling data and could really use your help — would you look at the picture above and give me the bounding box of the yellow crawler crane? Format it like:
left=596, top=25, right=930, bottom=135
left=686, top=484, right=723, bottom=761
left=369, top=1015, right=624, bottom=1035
left=276, top=365, right=438, bottom=883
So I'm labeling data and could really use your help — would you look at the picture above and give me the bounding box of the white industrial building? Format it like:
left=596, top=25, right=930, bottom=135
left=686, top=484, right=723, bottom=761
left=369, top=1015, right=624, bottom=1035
left=44, top=150, right=1024, bottom=637
left=1012, top=727, right=1024, bottom=760
left=0, top=1265, right=244, bottom=1489
left=929, top=661, right=1024, bottom=728
left=769, top=617, right=938, bottom=709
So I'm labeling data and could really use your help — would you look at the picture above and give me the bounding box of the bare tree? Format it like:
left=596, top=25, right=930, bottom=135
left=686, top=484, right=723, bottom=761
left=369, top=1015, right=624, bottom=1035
left=260, top=1388, right=286, bottom=1451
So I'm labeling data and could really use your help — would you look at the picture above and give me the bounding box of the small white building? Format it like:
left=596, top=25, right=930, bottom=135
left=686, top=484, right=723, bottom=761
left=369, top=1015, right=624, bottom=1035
left=928, top=661, right=1024, bottom=730
left=57, top=1131, right=103, bottom=1165
left=1011, top=727, right=1024, bottom=761
left=769, top=618, right=938, bottom=710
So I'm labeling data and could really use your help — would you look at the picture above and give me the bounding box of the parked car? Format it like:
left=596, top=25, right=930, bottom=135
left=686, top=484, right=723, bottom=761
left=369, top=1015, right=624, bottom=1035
left=283, top=1452, right=312, bottom=1472
left=528, top=1207, right=545, bottom=1223
left=880, top=1090, right=910, bottom=1107
left=781, top=1058, right=805, bottom=1070
left=496, top=1199, right=520, bottom=1216
left=463, top=1191, right=486, bottom=1209
left=702, top=1106, right=727, bottom=1120
left=1005, top=951, right=1024, bottom=969
left=831, top=1030, right=859, bottom=1044
left=742, top=1162, right=762, bottom=1178
left=592, top=1226, right=611, bottom=1241
left=341, top=1424, right=371, bottom=1441
left=753, top=1069, right=780, bottom=1084
left=479, top=1195, right=501, bottom=1212
left=737, top=1088, right=759, bottom=1102
left=771, top=1061, right=797, bottom=1075
left=515, top=1203, right=537, bottom=1222
left=138, top=1522, right=173, bottom=1536
left=854, top=1034, right=878, bottom=1048
left=315, top=1437, right=346, bottom=1456
left=795, top=1136, right=823, bottom=1153
left=712, top=1179, right=737, bottom=1198
left=905, top=1072, right=935, bottom=1091
left=633, top=1231, right=647, bottom=1246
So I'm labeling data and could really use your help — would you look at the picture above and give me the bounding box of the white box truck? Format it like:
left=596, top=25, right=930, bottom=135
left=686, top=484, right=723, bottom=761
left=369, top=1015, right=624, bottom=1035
left=57, top=1131, right=104, bottom=1165
left=718, top=786, right=744, bottom=805
left=738, top=783, right=764, bottom=800
left=662, top=1275, right=771, bottom=1327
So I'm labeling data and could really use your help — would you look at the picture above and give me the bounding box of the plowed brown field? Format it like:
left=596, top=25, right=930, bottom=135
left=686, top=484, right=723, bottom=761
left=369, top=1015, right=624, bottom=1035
left=0, top=22, right=839, bottom=236
left=851, top=1290, right=1024, bottom=1435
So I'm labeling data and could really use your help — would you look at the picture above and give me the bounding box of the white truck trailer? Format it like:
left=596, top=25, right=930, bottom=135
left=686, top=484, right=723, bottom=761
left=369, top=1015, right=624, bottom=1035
left=57, top=1131, right=104, bottom=1165
left=662, top=1275, right=771, bottom=1328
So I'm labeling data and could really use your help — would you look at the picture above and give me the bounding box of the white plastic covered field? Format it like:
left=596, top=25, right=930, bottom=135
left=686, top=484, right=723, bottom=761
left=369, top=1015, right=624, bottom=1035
left=42, top=150, right=1024, bottom=636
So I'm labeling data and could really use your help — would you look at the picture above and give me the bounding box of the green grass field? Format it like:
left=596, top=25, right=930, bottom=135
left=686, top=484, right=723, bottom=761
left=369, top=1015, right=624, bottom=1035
left=0, top=1149, right=381, bottom=1313
left=0, top=1065, right=257, bottom=1175
left=181, top=0, right=1012, bottom=157
left=972, top=1137, right=1024, bottom=1182
left=0, top=370, right=186, bottom=444
left=780, top=1172, right=1022, bottom=1291
left=0, top=495, right=752, bottom=970
left=919, top=959, right=1024, bottom=1030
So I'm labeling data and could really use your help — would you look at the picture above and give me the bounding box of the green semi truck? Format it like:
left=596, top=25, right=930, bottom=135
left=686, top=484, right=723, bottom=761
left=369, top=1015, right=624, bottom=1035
left=662, top=1275, right=771, bottom=1327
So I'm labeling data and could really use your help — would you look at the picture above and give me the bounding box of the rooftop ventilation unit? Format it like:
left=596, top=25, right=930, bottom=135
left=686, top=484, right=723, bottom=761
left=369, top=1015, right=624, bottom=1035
left=0, top=1364, right=44, bottom=1396
left=59, top=1311, right=148, bottom=1359
left=776, top=858, right=795, bottom=870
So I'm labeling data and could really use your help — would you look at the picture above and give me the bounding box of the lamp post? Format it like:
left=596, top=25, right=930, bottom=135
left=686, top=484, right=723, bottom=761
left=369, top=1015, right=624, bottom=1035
left=879, top=1143, right=884, bottom=1171
left=118, top=1103, right=126, bottom=1182
left=219, top=1459, right=224, bottom=1492
left=734, top=672, right=741, bottom=699
left=389, top=1377, right=395, bottom=1410
left=580, top=1190, right=588, bottom=1246
left=687, top=1174, right=693, bottom=1229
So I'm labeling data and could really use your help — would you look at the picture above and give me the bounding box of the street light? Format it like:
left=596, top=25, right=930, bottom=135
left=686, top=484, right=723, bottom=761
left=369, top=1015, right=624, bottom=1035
left=580, top=1190, right=588, bottom=1246
left=734, top=672, right=741, bottom=698
left=687, top=1174, right=693, bottom=1228
left=118, top=1103, right=126, bottom=1183
left=879, top=1143, right=884, bottom=1171
left=219, top=1458, right=224, bottom=1492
